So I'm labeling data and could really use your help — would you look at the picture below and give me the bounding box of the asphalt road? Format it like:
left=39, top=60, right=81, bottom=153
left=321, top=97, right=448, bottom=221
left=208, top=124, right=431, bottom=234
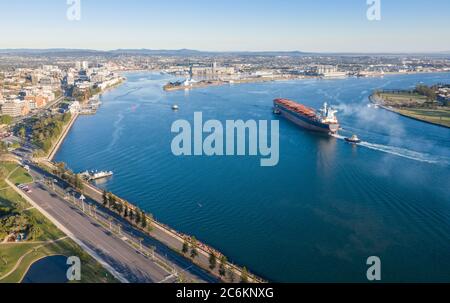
left=21, top=164, right=217, bottom=283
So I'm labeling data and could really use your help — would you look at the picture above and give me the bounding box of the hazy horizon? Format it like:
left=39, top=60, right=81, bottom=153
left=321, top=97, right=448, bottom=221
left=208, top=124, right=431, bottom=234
left=0, top=47, right=449, bottom=55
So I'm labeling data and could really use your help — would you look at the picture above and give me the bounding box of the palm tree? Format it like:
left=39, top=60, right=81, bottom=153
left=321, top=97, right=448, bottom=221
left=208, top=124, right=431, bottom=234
left=219, top=256, right=227, bottom=276
left=55, top=162, right=66, bottom=177
left=108, top=193, right=115, bottom=209
left=190, top=237, right=198, bottom=259
left=182, top=239, right=189, bottom=254
left=141, top=211, right=147, bottom=228
left=102, top=190, right=108, bottom=206
left=129, top=209, right=134, bottom=221
left=209, top=252, right=217, bottom=270
left=240, top=267, right=249, bottom=283
left=135, top=209, right=141, bottom=225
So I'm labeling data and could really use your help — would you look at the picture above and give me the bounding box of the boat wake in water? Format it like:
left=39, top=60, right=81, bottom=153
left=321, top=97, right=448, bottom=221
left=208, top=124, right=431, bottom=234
left=331, top=134, right=449, bottom=165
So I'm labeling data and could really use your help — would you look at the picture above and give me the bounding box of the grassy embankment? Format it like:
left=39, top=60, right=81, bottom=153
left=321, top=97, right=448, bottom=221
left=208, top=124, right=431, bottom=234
left=372, top=91, right=450, bottom=128
left=0, top=162, right=117, bottom=283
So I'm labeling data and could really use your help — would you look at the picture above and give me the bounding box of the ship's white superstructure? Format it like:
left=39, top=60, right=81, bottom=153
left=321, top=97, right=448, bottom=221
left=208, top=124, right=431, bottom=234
left=318, top=102, right=339, bottom=124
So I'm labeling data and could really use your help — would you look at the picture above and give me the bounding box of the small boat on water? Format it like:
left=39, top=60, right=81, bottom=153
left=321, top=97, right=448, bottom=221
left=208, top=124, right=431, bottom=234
left=172, top=105, right=179, bottom=111
left=345, top=134, right=362, bottom=144
left=81, top=170, right=114, bottom=181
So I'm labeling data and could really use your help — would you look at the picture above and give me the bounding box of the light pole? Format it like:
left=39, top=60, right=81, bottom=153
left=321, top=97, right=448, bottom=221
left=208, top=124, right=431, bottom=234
left=108, top=217, right=113, bottom=230
left=79, top=194, right=86, bottom=212
left=93, top=205, right=97, bottom=219
left=138, top=237, right=144, bottom=250
left=150, top=246, right=156, bottom=260
left=117, top=224, right=122, bottom=235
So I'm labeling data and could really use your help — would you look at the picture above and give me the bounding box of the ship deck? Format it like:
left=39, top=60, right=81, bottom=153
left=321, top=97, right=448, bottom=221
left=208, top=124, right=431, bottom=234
left=274, top=98, right=316, bottom=117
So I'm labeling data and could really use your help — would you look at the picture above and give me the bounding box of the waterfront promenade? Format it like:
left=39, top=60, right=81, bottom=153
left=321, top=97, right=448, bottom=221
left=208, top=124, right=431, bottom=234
left=39, top=159, right=263, bottom=283
left=12, top=162, right=217, bottom=283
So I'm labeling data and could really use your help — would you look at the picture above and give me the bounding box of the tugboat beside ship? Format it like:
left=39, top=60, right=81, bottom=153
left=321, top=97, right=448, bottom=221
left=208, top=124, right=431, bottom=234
left=345, top=134, right=362, bottom=144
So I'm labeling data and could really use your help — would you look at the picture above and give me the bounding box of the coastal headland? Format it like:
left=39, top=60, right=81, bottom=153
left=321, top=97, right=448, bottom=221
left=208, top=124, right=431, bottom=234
left=370, top=84, right=450, bottom=128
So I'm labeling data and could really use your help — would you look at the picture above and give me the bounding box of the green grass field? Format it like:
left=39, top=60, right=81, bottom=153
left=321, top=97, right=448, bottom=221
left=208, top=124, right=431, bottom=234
left=0, top=239, right=117, bottom=283
left=22, top=208, right=66, bottom=241
left=374, top=92, right=450, bottom=128
left=377, top=92, right=428, bottom=105
left=0, top=161, right=118, bottom=283
left=396, top=108, right=450, bottom=128
left=9, top=168, right=33, bottom=186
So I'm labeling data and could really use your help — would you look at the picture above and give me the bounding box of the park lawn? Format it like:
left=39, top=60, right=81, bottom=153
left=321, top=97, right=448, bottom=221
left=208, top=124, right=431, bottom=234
left=9, top=168, right=33, bottom=186
left=0, top=162, right=18, bottom=174
left=0, top=180, right=7, bottom=189
left=23, top=208, right=66, bottom=241
left=396, top=108, right=450, bottom=128
left=0, top=162, right=33, bottom=186
left=379, top=92, right=428, bottom=104
left=0, top=243, right=40, bottom=279
left=0, top=239, right=118, bottom=283
left=0, top=187, right=30, bottom=211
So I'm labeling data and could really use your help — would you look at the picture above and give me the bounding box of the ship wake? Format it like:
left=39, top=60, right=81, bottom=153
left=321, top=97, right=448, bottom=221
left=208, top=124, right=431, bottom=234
left=331, top=134, right=449, bottom=165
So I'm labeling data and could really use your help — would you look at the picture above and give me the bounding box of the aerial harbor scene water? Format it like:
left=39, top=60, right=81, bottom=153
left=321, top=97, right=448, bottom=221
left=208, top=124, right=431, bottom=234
left=54, top=71, right=450, bottom=282
left=2, top=1, right=450, bottom=296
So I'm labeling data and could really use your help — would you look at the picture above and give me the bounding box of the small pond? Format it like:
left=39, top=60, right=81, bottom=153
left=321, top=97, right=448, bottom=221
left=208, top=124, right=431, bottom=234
left=22, top=255, right=69, bottom=283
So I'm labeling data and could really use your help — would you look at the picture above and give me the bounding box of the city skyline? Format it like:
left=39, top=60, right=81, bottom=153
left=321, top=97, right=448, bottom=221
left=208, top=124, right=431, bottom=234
left=0, top=0, right=449, bottom=53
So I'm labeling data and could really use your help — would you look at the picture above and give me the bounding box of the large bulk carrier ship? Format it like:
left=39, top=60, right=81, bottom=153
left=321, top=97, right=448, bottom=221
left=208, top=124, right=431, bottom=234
left=273, top=98, right=340, bottom=134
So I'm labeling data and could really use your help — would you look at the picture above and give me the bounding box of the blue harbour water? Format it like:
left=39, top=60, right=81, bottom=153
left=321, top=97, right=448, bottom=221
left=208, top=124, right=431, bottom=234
left=55, top=72, right=450, bottom=282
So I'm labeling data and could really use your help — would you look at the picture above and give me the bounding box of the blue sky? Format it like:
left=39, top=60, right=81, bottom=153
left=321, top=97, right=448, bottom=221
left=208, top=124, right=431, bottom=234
left=0, top=0, right=449, bottom=52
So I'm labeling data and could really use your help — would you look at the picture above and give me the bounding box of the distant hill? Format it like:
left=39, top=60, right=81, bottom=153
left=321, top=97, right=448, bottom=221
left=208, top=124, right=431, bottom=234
left=109, top=49, right=313, bottom=57
left=0, top=48, right=108, bottom=57
left=1, top=48, right=448, bottom=57
left=0, top=48, right=312, bottom=57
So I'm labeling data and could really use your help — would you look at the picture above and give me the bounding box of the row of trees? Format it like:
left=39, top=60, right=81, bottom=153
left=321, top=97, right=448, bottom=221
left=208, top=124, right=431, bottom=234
left=53, top=162, right=153, bottom=233
left=29, top=112, right=72, bottom=154
left=181, top=237, right=249, bottom=283
left=414, top=84, right=437, bottom=101
left=102, top=190, right=152, bottom=232
left=53, top=162, right=84, bottom=191
left=72, top=86, right=101, bottom=102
